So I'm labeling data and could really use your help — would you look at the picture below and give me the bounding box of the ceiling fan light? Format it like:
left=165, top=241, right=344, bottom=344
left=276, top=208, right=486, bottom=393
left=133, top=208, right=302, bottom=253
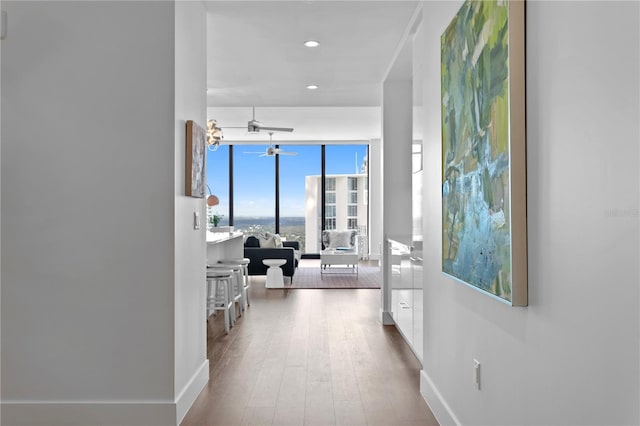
left=207, top=119, right=223, bottom=147
left=304, top=40, right=319, bottom=47
left=306, top=84, right=319, bottom=90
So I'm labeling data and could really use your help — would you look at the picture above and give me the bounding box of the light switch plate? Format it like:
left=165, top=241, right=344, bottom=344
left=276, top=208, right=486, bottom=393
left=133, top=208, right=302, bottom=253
left=473, top=359, right=481, bottom=390
left=1, top=11, right=7, bottom=40
left=194, top=212, right=200, bottom=230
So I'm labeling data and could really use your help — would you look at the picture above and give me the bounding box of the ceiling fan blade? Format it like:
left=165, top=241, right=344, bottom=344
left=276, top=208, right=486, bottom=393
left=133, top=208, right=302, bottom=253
left=259, top=126, right=294, bottom=132
left=278, top=151, right=298, bottom=156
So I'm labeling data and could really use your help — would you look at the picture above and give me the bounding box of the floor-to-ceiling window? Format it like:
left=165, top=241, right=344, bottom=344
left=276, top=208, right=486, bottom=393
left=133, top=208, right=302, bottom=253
left=324, top=144, right=369, bottom=243
left=207, top=143, right=369, bottom=255
left=206, top=145, right=230, bottom=228
left=233, top=145, right=275, bottom=234
left=278, top=145, right=321, bottom=254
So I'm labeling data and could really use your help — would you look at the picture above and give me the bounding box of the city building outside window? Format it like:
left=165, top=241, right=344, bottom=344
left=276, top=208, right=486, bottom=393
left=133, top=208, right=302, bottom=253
left=325, top=218, right=336, bottom=230
left=347, top=177, right=358, bottom=230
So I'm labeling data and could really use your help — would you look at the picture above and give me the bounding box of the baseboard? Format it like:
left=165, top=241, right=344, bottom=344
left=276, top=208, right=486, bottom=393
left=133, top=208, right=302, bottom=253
left=1, top=401, right=176, bottom=426
left=381, top=310, right=394, bottom=325
left=1, top=361, right=209, bottom=426
left=420, top=369, right=461, bottom=426
left=175, top=359, right=209, bottom=424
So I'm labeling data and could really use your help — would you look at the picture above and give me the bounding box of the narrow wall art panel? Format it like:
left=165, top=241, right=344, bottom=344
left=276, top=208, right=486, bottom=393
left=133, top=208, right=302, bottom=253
left=441, top=0, right=527, bottom=305
left=186, top=120, right=206, bottom=198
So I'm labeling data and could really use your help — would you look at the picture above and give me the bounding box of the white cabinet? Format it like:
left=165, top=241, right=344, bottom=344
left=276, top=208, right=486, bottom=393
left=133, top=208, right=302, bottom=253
left=387, top=238, right=423, bottom=363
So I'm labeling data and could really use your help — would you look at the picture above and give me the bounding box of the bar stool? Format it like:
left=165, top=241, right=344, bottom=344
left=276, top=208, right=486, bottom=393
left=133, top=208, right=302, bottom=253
left=213, top=262, right=245, bottom=316
left=221, top=258, right=251, bottom=307
left=206, top=267, right=234, bottom=334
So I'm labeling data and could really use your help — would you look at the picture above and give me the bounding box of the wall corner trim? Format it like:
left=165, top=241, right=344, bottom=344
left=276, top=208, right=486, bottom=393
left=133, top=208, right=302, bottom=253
left=175, top=359, right=209, bottom=424
left=381, top=310, right=395, bottom=325
left=420, top=369, right=461, bottom=426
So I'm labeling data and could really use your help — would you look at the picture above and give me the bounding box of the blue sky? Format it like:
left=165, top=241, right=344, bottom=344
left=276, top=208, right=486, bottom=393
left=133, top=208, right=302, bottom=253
left=206, top=144, right=367, bottom=217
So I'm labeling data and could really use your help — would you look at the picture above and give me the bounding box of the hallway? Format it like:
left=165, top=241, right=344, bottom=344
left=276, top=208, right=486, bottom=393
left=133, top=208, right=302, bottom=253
left=181, top=283, right=437, bottom=426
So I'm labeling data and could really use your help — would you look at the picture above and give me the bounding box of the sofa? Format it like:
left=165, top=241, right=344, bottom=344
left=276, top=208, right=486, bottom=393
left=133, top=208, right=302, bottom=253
left=243, top=235, right=300, bottom=280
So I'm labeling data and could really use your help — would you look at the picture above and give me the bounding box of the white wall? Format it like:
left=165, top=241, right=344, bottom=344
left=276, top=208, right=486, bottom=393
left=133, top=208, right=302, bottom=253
left=418, top=1, right=640, bottom=424
left=173, top=1, right=208, bottom=423
left=0, top=0, right=3, bottom=422
left=381, top=63, right=413, bottom=322
left=369, top=138, right=383, bottom=260
left=1, top=1, right=207, bottom=424
left=412, top=17, right=425, bottom=243
left=382, top=79, right=413, bottom=241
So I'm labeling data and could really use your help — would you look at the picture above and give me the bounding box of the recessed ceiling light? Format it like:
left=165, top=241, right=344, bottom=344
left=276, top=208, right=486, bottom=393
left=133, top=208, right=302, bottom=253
left=306, top=85, right=319, bottom=90
left=304, top=40, right=320, bottom=48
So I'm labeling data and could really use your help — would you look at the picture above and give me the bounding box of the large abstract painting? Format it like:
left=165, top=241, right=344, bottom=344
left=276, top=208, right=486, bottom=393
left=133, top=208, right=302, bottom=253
left=441, top=0, right=527, bottom=305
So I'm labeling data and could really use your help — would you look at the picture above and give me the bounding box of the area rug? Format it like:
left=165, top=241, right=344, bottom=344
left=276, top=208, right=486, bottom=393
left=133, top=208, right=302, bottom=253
left=287, top=259, right=381, bottom=289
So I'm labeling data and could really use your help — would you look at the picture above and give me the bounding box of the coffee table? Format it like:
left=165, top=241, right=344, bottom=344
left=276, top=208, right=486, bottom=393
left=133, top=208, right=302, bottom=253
left=320, top=249, right=358, bottom=278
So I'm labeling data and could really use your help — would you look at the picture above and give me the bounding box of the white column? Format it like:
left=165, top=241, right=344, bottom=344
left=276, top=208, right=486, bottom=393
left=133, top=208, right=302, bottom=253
left=368, top=139, right=383, bottom=261
left=381, top=73, right=413, bottom=323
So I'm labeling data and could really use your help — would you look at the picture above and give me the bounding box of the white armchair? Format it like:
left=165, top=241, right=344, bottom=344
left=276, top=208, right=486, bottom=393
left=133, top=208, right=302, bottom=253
left=321, top=230, right=357, bottom=252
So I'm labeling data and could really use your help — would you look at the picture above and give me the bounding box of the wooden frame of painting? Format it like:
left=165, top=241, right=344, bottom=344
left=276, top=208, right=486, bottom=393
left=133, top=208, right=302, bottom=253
left=441, top=0, right=527, bottom=306
left=186, top=120, right=206, bottom=198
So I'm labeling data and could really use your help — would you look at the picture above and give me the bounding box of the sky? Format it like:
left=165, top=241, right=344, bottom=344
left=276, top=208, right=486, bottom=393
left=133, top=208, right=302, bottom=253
left=206, top=144, right=367, bottom=218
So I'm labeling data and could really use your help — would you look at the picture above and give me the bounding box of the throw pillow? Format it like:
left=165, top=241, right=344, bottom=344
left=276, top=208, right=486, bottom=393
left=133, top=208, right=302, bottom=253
left=264, top=232, right=283, bottom=248
left=258, top=235, right=276, bottom=248
left=322, top=230, right=331, bottom=248
left=349, top=230, right=357, bottom=247
left=322, top=230, right=357, bottom=249
left=245, top=235, right=260, bottom=247
left=331, top=231, right=353, bottom=249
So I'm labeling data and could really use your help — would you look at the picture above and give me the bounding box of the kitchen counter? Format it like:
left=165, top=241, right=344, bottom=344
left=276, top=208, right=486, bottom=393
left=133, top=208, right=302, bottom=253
left=206, top=231, right=244, bottom=265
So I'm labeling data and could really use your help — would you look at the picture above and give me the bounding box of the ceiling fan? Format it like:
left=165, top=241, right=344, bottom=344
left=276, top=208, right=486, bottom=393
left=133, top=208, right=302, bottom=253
left=223, top=107, right=294, bottom=134
left=244, top=132, right=298, bottom=157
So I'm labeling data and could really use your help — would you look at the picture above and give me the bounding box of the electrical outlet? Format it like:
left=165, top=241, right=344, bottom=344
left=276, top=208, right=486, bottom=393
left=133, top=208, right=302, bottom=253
left=473, top=359, right=481, bottom=390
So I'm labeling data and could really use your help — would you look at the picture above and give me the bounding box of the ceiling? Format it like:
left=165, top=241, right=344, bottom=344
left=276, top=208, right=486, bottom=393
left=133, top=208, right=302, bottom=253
left=205, top=1, right=418, bottom=143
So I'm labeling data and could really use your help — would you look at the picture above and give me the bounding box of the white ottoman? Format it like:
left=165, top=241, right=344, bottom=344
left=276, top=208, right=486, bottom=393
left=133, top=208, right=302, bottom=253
left=263, top=259, right=286, bottom=288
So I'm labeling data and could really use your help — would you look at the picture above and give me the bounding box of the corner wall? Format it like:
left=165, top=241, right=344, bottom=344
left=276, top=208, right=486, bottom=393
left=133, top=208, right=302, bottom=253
left=418, top=1, right=640, bottom=424
left=382, top=79, right=413, bottom=241
left=1, top=1, right=207, bottom=424
left=368, top=138, right=383, bottom=260
left=0, top=0, right=3, bottom=422
left=174, top=1, right=209, bottom=423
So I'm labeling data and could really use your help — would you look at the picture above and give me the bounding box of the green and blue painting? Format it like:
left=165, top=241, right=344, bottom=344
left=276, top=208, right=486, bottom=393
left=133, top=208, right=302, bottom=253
left=441, top=0, right=513, bottom=301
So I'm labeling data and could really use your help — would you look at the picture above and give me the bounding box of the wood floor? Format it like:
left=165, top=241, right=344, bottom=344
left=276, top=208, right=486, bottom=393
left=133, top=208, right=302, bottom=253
left=181, top=277, right=438, bottom=426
